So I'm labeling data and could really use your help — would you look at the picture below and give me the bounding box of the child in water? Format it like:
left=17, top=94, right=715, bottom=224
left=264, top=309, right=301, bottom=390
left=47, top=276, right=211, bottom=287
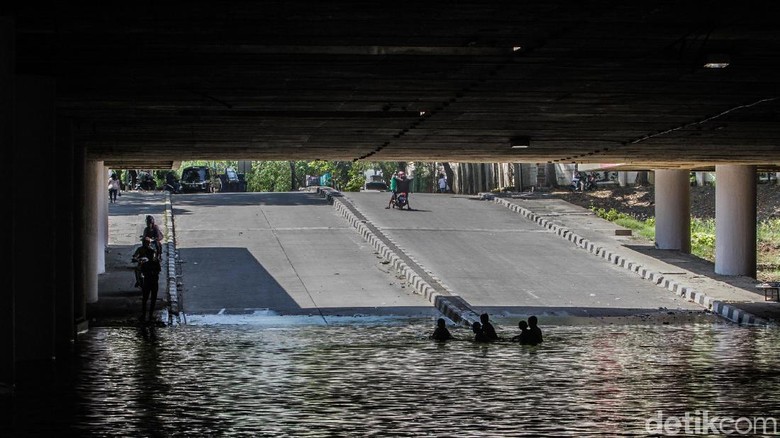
left=430, top=318, right=453, bottom=341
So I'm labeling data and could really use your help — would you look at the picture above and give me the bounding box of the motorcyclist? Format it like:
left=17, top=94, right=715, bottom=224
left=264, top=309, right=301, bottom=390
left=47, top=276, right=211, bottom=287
left=142, top=215, right=164, bottom=261
left=386, top=170, right=412, bottom=209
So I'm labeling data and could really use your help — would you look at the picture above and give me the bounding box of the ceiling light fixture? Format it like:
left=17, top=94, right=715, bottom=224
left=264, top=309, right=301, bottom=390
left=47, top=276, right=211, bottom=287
left=703, top=54, right=730, bottom=69
left=510, top=137, right=530, bottom=149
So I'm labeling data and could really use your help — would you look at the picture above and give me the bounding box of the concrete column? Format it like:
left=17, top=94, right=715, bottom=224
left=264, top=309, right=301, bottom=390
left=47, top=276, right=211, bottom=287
left=617, top=171, right=628, bottom=187
left=73, top=141, right=88, bottom=327
left=97, top=163, right=107, bottom=275
left=654, top=169, right=691, bottom=252
left=13, top=76, right=57, bottom=365
left=715, top=165, right=757, bottom=277
left=55, top=117, right=76, bottom=357
left=85, top=160, right=102, bottom=303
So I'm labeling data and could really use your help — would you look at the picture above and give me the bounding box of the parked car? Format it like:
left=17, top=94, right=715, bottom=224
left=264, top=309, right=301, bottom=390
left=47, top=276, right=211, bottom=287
left=180, top=166, right=212, bottom=193
left=218, top=167, right=247, bottom=192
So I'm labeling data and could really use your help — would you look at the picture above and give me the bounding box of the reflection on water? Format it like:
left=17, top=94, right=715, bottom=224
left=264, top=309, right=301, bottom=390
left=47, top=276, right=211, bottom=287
left=8, top=321, right=780, bottom=436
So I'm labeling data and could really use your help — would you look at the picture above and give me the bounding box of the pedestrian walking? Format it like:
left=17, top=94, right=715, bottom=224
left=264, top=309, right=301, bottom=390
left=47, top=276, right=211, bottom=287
left=108, top=173, right=121, bottom=203
left=137, top=242, right=161, bottom=323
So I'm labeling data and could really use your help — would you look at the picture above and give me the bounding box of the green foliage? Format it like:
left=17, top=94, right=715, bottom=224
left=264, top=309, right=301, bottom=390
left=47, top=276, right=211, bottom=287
left=165, top=160, right=413, bottom=193
left=591, top=207, right=655, bottom=239
left=758, top=219, right=780, bottom=243
left=690, top=218, right=715, bottom=261
left=592, top=207, right=622, bottom=222
left=247, top=161, right=292, bottom=192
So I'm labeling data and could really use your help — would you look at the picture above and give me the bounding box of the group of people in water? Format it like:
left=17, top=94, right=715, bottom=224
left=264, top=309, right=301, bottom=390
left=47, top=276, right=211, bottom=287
left=430, top=313, right=543, bottom=345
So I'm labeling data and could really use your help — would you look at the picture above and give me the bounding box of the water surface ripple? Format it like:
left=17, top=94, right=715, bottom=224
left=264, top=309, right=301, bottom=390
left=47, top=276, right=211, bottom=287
left=10, top=322, right=780, bottom=436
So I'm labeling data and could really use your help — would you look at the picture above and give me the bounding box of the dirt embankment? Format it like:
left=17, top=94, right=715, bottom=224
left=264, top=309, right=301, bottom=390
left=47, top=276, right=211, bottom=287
left=549, top=183, right=780, bottom=222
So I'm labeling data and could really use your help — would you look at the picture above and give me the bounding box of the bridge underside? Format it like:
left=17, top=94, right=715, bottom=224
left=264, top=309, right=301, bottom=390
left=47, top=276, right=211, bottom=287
left=9, top=0, right=780, bottom=169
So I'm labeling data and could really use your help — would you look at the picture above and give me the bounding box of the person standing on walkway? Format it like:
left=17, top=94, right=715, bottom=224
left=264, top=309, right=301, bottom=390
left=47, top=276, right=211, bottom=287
left=438, top=174, right=448, bottom=193
left=108, top=173, right=121, bottom=203
left=143, top=215, right=164, bottom=261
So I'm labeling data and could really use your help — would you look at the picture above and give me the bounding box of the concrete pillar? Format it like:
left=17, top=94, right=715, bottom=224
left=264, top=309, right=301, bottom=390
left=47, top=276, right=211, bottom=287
left=715, top=165, right=757, bottom=277
left=85, top=160, right=103, bottom=303
left=654, top=169, right=691, bottom=252
left=1, top=16, right=15, bottom=388
left=617, top=171, right=628, bottom=187
left=97, top=163, right=107, bottom=275
left=73, top=141, right=88, bottom=327
left=13, top=76, right=57, bottom=365
left=55, top=117, right=76, bottom=357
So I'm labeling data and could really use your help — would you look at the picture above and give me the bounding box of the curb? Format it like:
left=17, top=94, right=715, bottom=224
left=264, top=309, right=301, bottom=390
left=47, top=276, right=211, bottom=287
left=316, top=188, right=480, bottom=326
left=487, top=194, right=769, bottom=326
left=162, top=194, right=182, bottom=325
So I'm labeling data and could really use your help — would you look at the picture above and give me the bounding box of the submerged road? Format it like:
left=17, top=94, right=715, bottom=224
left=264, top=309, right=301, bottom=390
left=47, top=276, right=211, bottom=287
left=173, top=190, right=703, bottom=322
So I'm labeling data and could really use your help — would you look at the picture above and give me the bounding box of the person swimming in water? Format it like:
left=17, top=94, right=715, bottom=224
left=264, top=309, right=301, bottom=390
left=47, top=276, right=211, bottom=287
left=472, top=321, right=491, bottom=343
left=480, top=313, right=498, bottom=341
left=511, top=320, right=531, bottom=344
left=430, top=318, right=453, bottom=341
left=527, top=315, right=543, bottom=345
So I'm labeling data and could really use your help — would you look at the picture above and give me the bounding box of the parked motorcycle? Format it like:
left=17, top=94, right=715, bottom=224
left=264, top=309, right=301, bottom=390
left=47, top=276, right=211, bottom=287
left=570, top=172, right=596, bottom=191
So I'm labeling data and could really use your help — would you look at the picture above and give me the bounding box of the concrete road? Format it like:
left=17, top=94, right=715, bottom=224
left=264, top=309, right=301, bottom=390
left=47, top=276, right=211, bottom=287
left=344, top=191, right=702, bottom=317
left=172, top=191, right=437, bottom=320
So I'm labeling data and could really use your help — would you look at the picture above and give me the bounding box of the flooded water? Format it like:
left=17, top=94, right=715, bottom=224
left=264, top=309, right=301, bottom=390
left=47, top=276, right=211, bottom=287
left=8, top=320, right=780, bottom=436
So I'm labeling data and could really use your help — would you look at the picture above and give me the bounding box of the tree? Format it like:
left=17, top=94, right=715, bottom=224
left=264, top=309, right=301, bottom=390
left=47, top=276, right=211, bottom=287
left=442, top=163, right=454, bottom=193
left=289, top=161, right=298, bottom=191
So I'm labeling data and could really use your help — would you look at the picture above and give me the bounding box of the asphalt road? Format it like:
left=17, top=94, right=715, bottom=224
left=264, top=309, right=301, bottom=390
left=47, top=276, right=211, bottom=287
left=344, top=191, right=702, bottom=317
left=172, top=190, right=703, bottom=322
left=172, top=191, right=438, bottom=320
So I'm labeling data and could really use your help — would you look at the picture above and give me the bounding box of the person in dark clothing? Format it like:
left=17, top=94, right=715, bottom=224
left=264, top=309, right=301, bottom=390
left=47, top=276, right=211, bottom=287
left=386, top=170, right=412, bottom=209
left=131, top=238, right=153, bottom=288
left=527, top=315, right=543, bottom=345
left=511, top=320, right=531, bottom=344
left=143, top=215, right=164, bottom=261
left=430, top=318, right=453, bottom=341
left=472, top=321, right=490, bottom=343
left=136, top=239, right=161, bottom=323
left=480, top=313, right=498, bottom=341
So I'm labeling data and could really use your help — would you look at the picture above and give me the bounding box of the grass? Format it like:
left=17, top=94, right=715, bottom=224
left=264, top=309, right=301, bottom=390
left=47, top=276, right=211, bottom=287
left=591, top=208, right=780, bottom=281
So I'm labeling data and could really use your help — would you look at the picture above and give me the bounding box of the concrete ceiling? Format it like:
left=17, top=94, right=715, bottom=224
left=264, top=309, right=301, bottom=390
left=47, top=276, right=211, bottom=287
left=9, top=1, right=780, bottom=170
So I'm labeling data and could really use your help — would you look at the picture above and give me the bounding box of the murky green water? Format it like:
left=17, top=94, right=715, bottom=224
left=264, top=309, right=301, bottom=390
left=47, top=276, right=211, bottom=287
left=7, top=321, right=780, bottom=436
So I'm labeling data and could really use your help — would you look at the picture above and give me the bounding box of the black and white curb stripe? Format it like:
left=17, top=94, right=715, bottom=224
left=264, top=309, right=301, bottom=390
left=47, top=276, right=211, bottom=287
left=488, top=195, right=769, bottom=326
left=317, top=188, right=480, bottom=326
left=163, top=195, right=181, bottom=325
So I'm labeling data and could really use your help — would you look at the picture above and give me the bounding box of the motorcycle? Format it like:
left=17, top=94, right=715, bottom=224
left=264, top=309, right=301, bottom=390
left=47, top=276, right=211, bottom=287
left=164, top=181, right=181, bottom=194
left=570, top=172, right=596, bottom=191
left=392, top=192, right=411, bottom=210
